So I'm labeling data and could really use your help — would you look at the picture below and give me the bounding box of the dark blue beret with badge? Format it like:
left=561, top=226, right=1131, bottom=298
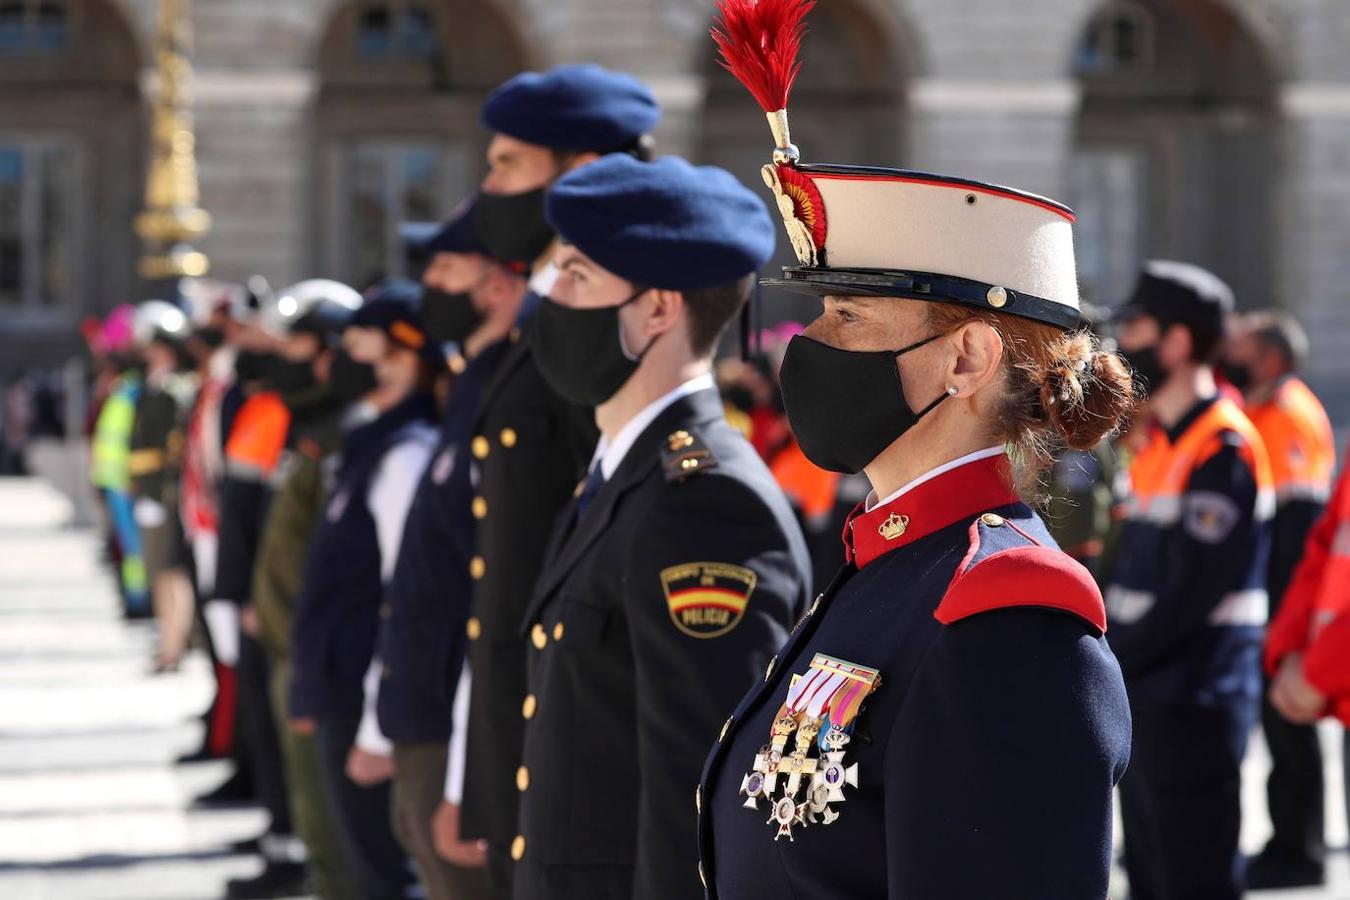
left=404, top=197, right=489, bottom=260
left=482, top=63, right=660, bottom=154
left=544, top=153, right=775, bottom=292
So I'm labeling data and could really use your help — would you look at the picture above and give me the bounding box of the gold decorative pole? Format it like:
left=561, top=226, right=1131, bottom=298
left=135, top=0, right=211, bottom=281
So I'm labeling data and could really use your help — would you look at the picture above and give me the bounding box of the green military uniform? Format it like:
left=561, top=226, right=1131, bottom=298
left=251, top=419, right=356, bottom=900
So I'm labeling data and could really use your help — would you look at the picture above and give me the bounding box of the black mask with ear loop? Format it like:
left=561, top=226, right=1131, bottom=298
left=530, top=287, right=659, bottom=407
left=778, top=333, right=951, bottom=474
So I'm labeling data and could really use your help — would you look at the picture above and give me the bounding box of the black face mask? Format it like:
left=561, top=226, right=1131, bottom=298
left=280, top=380, right=337, bottom=423
left=778, top=334, right=949, bottom=475
left=266, top=356, right=317, bottom=394
left=474, top=188, right=554, bottom=265
left=1118, top=345, right=1166, bottom=398
left=234, top=350, right=271, bottom=384
left=530, top=290, right=652, bottom=407
left=197, top=327, right=225, bottom=350
left=422, top=288, right=484, bottom=348
left=328, top=349, right=379, bottom=406
left=1220, top=361, right=1252, bottom=392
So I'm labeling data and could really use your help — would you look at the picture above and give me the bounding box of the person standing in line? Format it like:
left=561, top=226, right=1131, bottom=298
left=1226, top=309, right=1337, bottom=890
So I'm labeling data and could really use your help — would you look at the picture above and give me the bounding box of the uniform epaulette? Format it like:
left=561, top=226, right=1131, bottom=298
left=661, top=428, right=718, bottom=482
left=934, top=513, right=1108, bottom=633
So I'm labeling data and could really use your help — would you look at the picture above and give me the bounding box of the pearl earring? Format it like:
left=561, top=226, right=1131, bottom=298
left=946, top=386, right=958, bottom=397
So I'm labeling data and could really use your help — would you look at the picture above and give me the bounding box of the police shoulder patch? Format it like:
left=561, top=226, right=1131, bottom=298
left=660, top=562, right=756, bottom=638
left=661, top=428, right=718, bottom=482
left=1183, top=490, right=1241, bottom=544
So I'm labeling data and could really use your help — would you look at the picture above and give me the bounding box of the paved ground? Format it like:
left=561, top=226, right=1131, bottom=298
left=0, top=475, right=1346, bottom=899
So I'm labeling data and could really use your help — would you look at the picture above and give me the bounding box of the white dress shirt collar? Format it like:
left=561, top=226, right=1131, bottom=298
left=591, top=373, right=717, bottom=481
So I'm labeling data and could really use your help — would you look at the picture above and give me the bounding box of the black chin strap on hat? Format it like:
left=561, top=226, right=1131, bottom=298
left=740, top=278, right=763, bottom=361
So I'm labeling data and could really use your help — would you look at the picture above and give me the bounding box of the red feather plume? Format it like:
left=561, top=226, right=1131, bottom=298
left=711, top=0, right=814, bottom=113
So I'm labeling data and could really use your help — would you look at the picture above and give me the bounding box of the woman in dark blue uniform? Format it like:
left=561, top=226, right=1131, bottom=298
left=697, top=2, right=1136, bottom=896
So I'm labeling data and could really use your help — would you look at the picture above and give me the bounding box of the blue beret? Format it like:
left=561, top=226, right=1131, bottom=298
left=356, top=278, right=443, bottom=365
left=545, top=154, right=775, bottom=291
left=417, top=198, right=489, bottom=258
left=482, top=64, right=660, bottom=154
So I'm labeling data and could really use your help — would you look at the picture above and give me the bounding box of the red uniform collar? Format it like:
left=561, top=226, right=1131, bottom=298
left=843, top=454, right=1020, bottom=569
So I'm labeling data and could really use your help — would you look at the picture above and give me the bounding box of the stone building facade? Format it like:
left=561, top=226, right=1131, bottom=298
left=4, top=0, right=1350, bottom=424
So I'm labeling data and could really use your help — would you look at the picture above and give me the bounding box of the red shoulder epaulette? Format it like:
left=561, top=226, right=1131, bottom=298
left=934, top=519, right=1108, bottom=634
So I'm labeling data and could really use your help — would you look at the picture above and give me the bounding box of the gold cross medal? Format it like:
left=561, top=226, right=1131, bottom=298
left=741, top=654, right=880, bottom=840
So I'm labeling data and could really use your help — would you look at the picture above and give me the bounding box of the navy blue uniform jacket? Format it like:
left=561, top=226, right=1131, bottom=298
left=289, top=394, right=437, bottom=720
left=377, top=341, right=505, bottom=741
left=698, top=453, right=1131, bottom=899
left=513, top=387, right=810, bottom=900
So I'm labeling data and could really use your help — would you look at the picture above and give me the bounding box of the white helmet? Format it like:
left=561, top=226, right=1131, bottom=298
left=132, top=299, right=190, bottom=347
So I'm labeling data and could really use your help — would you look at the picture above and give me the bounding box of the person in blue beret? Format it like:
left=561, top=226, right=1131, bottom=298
left=475, top=63, right=661, bottom=268
left=506, top=153, right=811, bottom=900
left=373, top=201, right=533, bottom=900
left=455, top=62, right=659, bottom=896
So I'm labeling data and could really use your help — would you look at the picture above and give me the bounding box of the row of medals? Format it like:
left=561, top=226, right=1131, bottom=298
left=739, top=712, right=859, bottom=841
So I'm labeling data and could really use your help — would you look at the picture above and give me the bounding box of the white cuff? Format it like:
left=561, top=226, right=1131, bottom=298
left=355, top=659, right=393, bottom=756
left=444, top=662, right=471, bottom=803
left=202, top=600, right=241, bottom=667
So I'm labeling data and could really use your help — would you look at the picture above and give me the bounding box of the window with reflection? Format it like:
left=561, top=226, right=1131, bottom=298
left=0, top=0, right=70, bottom=54
left=0, top=139, right=76, bottom=309
left=340, top=141, right=464, bottom=288
left=1074, top=1, right=1154, bottom=78
left=356, top=1, right=437, bottom=60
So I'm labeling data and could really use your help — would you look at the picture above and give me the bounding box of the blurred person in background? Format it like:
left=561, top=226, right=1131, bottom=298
left=1105, top=262, right=1272, bottom=900
left=241, top=281, right=369, bottom=900
left=717, top=322, right=844, bottom=590
left=1225, top=309, right=1337, bottom=890
left=127, top=300, right=199, bottom=673
left=88, top=305, right=150, bottom=618
left=223, top=280, right=364, bottom=899
left=456, top=64, right=654, bottom=896
left=1042, top=304, right=1121, bottom=578
left=288, top=281, right=441, bottom=900
left=1265, top=442, right=1350, bottom=875
left=375, top=204, right=524, bottom=900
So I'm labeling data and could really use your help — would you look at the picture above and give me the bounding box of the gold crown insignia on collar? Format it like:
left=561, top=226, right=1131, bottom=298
left=878, top=513, right=909, bottom=541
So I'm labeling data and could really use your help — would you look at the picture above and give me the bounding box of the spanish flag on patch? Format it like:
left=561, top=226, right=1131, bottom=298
left=660, top=562, right=757, bottom=639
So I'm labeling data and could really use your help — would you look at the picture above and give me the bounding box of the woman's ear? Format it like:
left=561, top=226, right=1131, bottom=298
left=947, top=319, right=1004, bottom=398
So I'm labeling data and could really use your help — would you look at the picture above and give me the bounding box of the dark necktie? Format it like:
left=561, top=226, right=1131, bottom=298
left=575, top=461, right=607, bottom=520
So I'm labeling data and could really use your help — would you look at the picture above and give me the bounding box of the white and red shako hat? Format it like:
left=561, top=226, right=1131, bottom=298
left=712, top=0, right=1082, bottom=330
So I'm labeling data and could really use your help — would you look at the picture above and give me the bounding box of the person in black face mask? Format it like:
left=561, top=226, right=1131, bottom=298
left=217, top=279, right=364, bottom=900
left=453, top=62, right=662, bottom=897
left=475, top=63, right=661, bottom=269
left=700, top=6, right=1136, bottom=896
left=1105, top=261, right=1277, bottom=900
left=515, top=152, right=810, bottom=900
left=383, top=202, right=531, bottom=900
left=289, top=280, right=441, bottom=900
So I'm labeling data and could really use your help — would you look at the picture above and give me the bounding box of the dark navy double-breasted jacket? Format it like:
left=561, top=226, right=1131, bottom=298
left=697, top=453, right=1132, bottom=899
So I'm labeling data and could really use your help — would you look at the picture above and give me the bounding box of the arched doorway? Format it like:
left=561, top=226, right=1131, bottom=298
left=0, top=0, right=144, bottom=365
left=1069, top=0, right=1281, bottom=308
left=697, top=0, right=914, bottom=324
left=312, top=0, right=531, bottom=289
